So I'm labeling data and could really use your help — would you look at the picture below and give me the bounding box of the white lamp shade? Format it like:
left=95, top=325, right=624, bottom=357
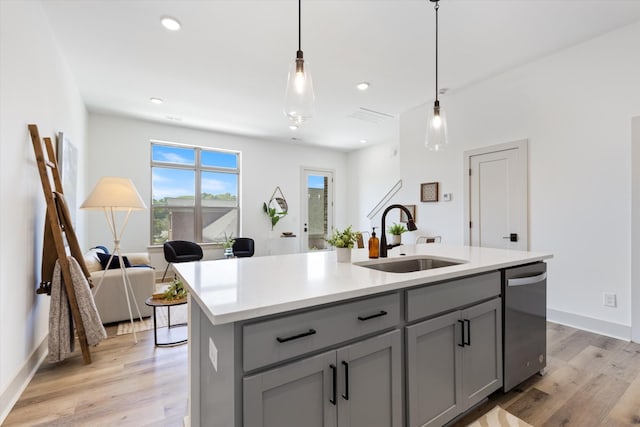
left=81, top=177, right=147, bottom=210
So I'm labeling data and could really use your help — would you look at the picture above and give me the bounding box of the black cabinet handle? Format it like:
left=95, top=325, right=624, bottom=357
left=464, top=319, right=471, bottom=346
left=357, top=310, right=388, bottom=321
left=276, top=328, right=316, bottom=343
left=458, top=319, right=465, bottom=347
left=341, top=361, right=349, bottom=400
left=329, top=364, right=337, bottom=405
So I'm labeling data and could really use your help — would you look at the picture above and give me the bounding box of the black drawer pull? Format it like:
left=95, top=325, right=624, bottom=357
left=357, top=310, right=388, bottom=321
left=330, top=364, right=337, bottom=405
left=342, top=361, right=349, bottom=400
left=458, top=320, right=465, bottom=347
left=276, top=328, right=317, bottom=343
left=464, top=319, right=471, bottom=346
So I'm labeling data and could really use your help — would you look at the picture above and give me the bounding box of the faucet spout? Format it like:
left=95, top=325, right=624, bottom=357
left=380, top=204, right=418, bottom=258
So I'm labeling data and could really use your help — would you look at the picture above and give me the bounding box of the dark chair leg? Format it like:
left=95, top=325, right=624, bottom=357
left=161, top=263, right=172, bottom=281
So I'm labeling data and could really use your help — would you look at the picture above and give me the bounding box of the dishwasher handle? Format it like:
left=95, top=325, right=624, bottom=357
left=507, top=272, right=547, bottom=287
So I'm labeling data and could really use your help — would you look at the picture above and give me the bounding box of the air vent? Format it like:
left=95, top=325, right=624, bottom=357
left=348, top=107, right=394, bottom=124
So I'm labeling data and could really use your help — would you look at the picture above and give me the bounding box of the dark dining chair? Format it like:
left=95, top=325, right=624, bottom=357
left=162, top=240, right=203, bottom=281
left=232, top=237, right=255, bottom=258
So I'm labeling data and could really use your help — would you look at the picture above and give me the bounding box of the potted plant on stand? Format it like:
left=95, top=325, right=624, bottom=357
left=326, top=226, right=359, bottom=262
left=388, top=223, right=407, bottom=245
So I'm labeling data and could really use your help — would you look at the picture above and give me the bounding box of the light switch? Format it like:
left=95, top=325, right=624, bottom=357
left=443, top=193, right=452, bottom=201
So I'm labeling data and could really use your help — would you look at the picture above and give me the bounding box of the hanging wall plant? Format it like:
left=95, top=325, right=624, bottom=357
left=264, top=186, right=288, bottom=230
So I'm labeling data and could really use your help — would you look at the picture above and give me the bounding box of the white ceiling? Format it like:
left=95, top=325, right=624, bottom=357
left=40, top=0, right=640, bottom=151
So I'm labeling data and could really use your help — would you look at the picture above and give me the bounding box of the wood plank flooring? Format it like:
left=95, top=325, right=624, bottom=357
left=452, top=322, right=640, bottom=426
left=3, top=325, right=187, bottom=427
left=4, top=322, right=640, bottom=426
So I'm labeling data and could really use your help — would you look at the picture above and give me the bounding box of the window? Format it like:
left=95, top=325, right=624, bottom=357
left=151, top=142, right=239, bottom=244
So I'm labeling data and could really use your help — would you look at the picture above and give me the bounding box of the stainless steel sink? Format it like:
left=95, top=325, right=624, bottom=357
left=354, top=256, right=464, bottom=273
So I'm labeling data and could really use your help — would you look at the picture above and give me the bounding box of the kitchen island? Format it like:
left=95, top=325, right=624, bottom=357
left=175, top=244, right=552, bottom=427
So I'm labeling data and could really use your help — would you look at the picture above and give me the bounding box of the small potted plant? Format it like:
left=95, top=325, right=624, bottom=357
left=222, top=232, right=235, bottom=258
left=388, top=223, right=407, bottom=245
left=163, top=278, right=188, bottom=301
left=326, top=226, right=360, bottom=262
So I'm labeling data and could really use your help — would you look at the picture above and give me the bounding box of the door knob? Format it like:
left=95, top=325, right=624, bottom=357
left=502, top=233, right=518, bottom=242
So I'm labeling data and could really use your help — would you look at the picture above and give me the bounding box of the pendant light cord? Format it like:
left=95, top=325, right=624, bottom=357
left=434, top=1, right=439, bottom=102
left=298, top=0, right=302, bottom=52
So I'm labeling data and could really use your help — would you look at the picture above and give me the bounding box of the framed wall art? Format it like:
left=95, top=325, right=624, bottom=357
left=400, top=204, right=416, bottom=223
left=420, top=182, right=439, bottom=202
left=57, top=131, right=78, bottom=228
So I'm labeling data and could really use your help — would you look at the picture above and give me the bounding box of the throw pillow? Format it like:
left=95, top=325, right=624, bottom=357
left=96, top=252, right=131, bottom=270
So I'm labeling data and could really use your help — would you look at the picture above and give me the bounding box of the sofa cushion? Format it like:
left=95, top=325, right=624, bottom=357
left=84, top=249, right=103, bottom=274
left=96, top=252, right=131, bottom=270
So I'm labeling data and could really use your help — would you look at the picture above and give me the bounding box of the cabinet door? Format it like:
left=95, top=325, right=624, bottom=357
left=406, top=311, right=462, bottom=427
left=336, top=330, right=402, bottom=427
left=244, top=350, right=337, bottom=427
left=460, top=298, right=503, bottom=410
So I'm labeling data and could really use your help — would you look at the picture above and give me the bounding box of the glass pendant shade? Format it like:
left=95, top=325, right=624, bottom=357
left=284, top=52, right=314, bottom=125
left=425, top=100, right=448, bottom=151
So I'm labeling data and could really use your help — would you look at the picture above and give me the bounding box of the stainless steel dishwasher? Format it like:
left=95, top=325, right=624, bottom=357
left=502, top=262, right=547, bottom=391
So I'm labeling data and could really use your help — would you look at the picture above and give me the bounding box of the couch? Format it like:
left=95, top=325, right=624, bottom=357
left=84, top=249, right=155, bottom=324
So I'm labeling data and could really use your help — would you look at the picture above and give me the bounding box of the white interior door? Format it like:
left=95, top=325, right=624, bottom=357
left=301, top=168, right=334, bottom=252
left=465, top=140, right=528, bottom=250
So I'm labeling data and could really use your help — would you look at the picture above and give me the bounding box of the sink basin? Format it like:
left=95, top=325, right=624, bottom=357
left=354, top=256, right=464, bottom=273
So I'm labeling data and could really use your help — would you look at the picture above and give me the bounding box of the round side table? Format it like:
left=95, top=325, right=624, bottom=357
left=144, top=297, right=188, bottom=347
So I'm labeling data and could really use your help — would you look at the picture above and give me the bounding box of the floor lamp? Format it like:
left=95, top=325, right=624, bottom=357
left=81, top=176, right=147, bottom=342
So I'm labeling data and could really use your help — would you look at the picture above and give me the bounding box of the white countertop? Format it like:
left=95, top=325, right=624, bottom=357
left=174, top=244, right=552, bottom=326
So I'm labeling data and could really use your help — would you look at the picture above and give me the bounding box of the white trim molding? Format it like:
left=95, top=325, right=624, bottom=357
left=0, top=336, right=48, bottom=423
left=548, top=308, right=631, bottom=342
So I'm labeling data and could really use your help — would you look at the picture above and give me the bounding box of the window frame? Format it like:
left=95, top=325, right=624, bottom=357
left=150, top=140, right=241, bottom=245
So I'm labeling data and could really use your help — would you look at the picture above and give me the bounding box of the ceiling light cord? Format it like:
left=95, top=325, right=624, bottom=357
left=434, top=1, right=439, bottom=102
left=298, top=0, right=302, bottom=52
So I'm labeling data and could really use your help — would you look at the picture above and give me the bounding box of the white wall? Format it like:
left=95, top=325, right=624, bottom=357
left=86, top=113, right=348, bottom=260
left=0, top=1, right=88, bottom=421
left=349, top=21, right=640, bottom=339
left=346, top=139, right=401, bottom=234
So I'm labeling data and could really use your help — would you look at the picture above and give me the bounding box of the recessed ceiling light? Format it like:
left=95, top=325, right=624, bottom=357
left=356, top=82, right=370, bottom=91
left=161, top=16, right=181, bottom=31
left=289, top=125, right=298, bottom=130
left=360, top=139, right=368, bottom=144
left=150, top=97, right=163, bottom=105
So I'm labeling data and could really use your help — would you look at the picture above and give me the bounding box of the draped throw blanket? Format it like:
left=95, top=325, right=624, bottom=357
left=49, top=256, right=107, bottom=362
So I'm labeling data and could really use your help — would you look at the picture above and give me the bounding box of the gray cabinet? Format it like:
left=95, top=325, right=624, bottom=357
left=244, top=329, right=402, bottom=427
left=406, top=298, right=502, bottom=427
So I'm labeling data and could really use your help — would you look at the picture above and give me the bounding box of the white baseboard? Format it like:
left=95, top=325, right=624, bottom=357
left=0, top=335, right=48, bottom=424
left=548, top=308, right=631, bottom=341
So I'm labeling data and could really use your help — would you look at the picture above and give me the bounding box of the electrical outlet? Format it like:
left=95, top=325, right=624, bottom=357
left=603, top=292, right=617, bottom=308
left=209, top=337, right=218, bottom=371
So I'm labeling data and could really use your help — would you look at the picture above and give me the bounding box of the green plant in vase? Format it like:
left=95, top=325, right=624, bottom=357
left=326, top=226, right=360, bottom=262
left=388, top=223, right=407, bottom=245
left=223, top=232, right=235, bottom=258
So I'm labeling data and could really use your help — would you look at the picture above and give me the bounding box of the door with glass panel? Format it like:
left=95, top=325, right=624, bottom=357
left=302, top=169, right=334, bottom=251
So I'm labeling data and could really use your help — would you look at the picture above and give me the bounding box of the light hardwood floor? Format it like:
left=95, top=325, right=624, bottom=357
left=4, top=323, right=640, bottom=426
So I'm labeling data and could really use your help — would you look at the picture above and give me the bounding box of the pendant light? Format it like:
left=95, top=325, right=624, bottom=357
left=425, top=0, right=448, bottom=151
left=284, top=0, right=315, bottom=125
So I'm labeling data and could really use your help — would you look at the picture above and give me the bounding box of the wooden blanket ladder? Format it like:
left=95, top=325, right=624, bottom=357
left=29, top=124, right=92, bottom=364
